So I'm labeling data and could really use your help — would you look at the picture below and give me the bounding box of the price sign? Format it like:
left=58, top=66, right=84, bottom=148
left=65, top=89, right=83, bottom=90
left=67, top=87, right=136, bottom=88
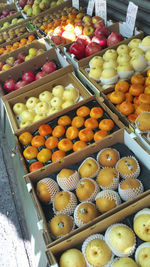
left=72, top=0, right=79, bottom=10
left=87, top=0, right=95, bottom=16
left=95, top=0, right=107, bottom=25
left=126, top=1, right=138, bottom=36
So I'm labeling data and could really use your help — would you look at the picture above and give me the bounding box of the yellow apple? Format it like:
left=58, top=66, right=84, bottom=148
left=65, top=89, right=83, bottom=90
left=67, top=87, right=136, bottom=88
left=128, top=38, right=142, bottom=49
left=89, top=56, right=104, bottom=68
left=135, top=242, right=150, bottom=267
left=89, top=67, right=102, bottom=80
left=117, top=44, right=130, bottom=55
left=59, top=248, right=86, bottom=267
left=117, top=54, right=131, bottom=65
left=134, top=209, right=150, bottom=241
left=103, top=49, right=118, bottom=61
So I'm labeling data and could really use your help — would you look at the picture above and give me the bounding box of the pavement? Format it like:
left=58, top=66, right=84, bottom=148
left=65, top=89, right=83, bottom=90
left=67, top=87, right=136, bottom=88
left=0, top=132, right=34, bottom=267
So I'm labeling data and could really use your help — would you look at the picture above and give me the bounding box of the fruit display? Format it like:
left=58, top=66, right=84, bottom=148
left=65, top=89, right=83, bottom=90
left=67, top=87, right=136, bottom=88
left=13, top=83, right=80, bottom=128
left=0, top=7, right=16, bottom=20
left=0, top=24, right=30, bottom=45
left=104, top=70, right=150, bottom=124
left=0, top=34, right=36, bottom=55
left=0, top=47, right=45, bottom=72
left=0, top=14, right=24, bottom=30
left=3, top=60, right=58, bottom=94
left=18, top=0, right=66, bottom=17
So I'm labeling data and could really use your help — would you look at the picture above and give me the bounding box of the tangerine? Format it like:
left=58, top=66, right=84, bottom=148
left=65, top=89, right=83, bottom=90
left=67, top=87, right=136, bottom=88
left=52, top=125, right=65, bottom=137
left=23, top=146, right=38, bottom=159
left=28, top=35, right=35, bottom=41
left=128, top=113, right=138, bottom=122
left=29, top=161, right=43, bottom=172
left=66, top=126, right=79, bottom=140
left=129, top=84, right=144, bottom=96
left=119, top=101, right=135, bottom=116
left=90, top=107, right=104, bottom=119
left=138, top=93, right=150, bottom=105
left=109, top=91, right=125, bottom=104
left=45, top=136, right=59, bottom=150
left=73, top=140, right=87, bottom=152
left=115, top=80, right=130, bottom=93
left=133, top=96, right=139, bottom=105
left=31, top=135, right=45, bottom=147
left=52, top=150, right=66, bottom=162
left=76, top=106, right=90, bottom=117
left=58, top=115, right=71, bottom=126
left=71, top=116, right=84, bottom=128
left=125, top=92, right=133, bottom=102
left=13, top=42, right=20, bottom=48
left=19, top=131, right=33, bottom=145
left=99, top=119, right=115, bottom=131
left=78, top=128, right=94, bottom=142
left=39, top=124, right=52, bottom=136
left=20, top=38, right=27, bottom=45
left=131, top=74, right=145, bottom=85
left=84, top=117, right=99, bottom=129
left=94, top=130, right=108, bottom=142
left=37, top=148, right=52, bottom=163
left=58, top=138, right=73, bottom=152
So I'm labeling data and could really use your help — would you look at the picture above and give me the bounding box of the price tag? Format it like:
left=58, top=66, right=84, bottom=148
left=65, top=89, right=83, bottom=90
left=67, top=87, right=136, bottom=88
left=95, top=0, right=107, bottom=25
left=125, top=1, right=138, bottom=36
left=87, top=0, right=95, bottom=16
left=72, top=0, right=79, bottom=10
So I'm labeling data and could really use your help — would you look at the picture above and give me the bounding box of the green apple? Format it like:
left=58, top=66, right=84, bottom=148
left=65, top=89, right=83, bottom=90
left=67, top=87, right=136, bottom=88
left=35, top=101, right=49, bottom=113
left=6, top=57, right=15, bottom=66
left=39, top=91, right=53, bottom=102
left=13, top=103, right=27, bottom=115
left=32, top=6, right=41, bottom=16
left=24, top=5, right=32, bottom=14
left=27, top=8, right=32, bottom=17
left=2, top=64, right=11, bottom=71
left=3, top=22, right=10, bottom=28
left=50, top=1, right=57, bottom=7
left=26, top=97, right=39, bottom=110
left=25, top=55, right=34, bottom=61
left=11, top=18, right=18, bottom=25
left=29, top=48, right=37, bottom=57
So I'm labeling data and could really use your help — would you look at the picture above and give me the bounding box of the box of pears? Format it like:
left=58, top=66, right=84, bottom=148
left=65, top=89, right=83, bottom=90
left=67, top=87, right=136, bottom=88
left=2, top=67, right=91, bottom=132
left=0, top=47, right=71, bottom=97
left=46, top=193, right=150, bottom=267
left=23, top=127, right=150, bottom=251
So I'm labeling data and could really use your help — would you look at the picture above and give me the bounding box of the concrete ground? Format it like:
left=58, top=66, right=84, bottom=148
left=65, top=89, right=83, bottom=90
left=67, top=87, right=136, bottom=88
left=0, top=134, right=34, bottom=267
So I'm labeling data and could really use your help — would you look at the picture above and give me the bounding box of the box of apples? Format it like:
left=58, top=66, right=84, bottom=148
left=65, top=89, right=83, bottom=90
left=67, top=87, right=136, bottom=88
left=0, top=3, right=17, bottom=21
left=0, top=11, right=28, bottom=32
left=46, top=193, right=150, bottom=267
left=22, top=127, right=150, bottom=251
left=0, top=47, right=71, bottom=98
left=2, top=68, right=91, bottom=132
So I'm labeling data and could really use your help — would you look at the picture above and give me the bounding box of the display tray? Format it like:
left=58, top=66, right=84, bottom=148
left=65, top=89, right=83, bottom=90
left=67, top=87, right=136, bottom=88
left=24, top=128, right=150, bottom=250
left=0, top=47, right=71, bottom=98
left=46, top=194, right=150, bottom=266
left=2, top=70, right=91, bottom=133
left=15, top=95, right=124, bottom=176
left=0, top=3, right=17, bottom=18
left=0, top=11, right=28, bottom=32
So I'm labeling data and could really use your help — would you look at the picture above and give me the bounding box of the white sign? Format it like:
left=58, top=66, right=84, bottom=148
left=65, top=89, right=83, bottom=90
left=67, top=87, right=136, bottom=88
left=126, top=1, right=138, bottom=36
left=72, top=0, right=79, bottom=10
left=87, top=0, right=95, bottom=16
left=95, top=0, right=107, bottom=25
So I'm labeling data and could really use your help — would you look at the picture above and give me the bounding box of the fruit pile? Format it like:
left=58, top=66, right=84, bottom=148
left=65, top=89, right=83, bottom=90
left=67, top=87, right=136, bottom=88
left=107, top=71, right=150, bottom=122
left=0, top=25, right=28, bottom=44
left=0, top=34, right=36, bottom=55
left=18, top=103, right=117, bottom=170
left=13, top=84, right=79, bottom=128
left=3, top=60, right=58, bottom=94
left=87, top=36, right=150, bottom=85
left=19, top=0, right=65, bottom=17
left=0, top=47, right=45, bottom=72
left=58, top=207, right=150, bottom=267
left=0, top=8, right=16, bottom=19
left=0, top=16, right=24, bottom=30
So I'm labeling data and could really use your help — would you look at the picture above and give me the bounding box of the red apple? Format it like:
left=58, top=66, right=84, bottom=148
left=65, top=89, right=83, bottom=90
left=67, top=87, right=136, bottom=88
left=19, top=0, right=27, bottom=8
left=92, top=35, right=107, bottom=48
left=85, top=42, right=102, bottom=57
left=35, top=71, right=46, bottom=80
left=15, top=80, right=28, bottom=90
left=42, top=61, right=57, bottom=74
left=92, top=16, right=104, bottom=25
left=9, top=11, right=16, bottom=16
left=17, top=52, right=26, bottom=61
left=0, top=15, right=5, bottom=19
left=69, top=42, right=85, bottom=59
left=76, top=35, right=91, bottom=48
left=27, top=0, right=34, bottom=5
left=107, top=32, right=124, bottom=47
left=14, top=59, right=24, bottom=66
left=94, top=21, right=105, bottom=29
left=22, top=71, right=35, bottom=83
left=2, top=9, right=9, bottom=17
left=51, top=35, right=66, bottom=45
left=4, top=79, right=16, bottom=93
left=95, top=26, right=110, bottom=38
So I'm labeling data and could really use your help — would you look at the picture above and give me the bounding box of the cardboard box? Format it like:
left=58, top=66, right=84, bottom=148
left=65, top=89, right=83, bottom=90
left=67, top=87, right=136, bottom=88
left=2, top=70, right=91, bottom=133
left=0, top=47, right=71, bottom=98
left=135, top=129, right=150, bottom=152
left=0, top=11, right=29, bottom=32
left=46, top=193, right=150, bottom=266
left=23, top=128, right=150, bottom=250
left=0, top=3, right=17, bottom=14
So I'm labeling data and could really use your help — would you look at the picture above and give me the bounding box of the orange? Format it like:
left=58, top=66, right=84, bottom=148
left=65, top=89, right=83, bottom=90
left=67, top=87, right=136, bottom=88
left=90, top=107, right=104, bottom=119
left=45, top=136, right=58, bottom=150
left=71, top=116, right=84, bottom=128
left=58, top=115, right=71, bottom=126
left=133, top=96, right=139, bottom=105
left=13, top=42, right=20, bottom=48
left=118, top=101, right=135, bottom=116
left=109, top=91, right=125, bottom=104
left=52, top=150, right=66, bottom=162
left=76, top=106, right=90, bottom=117
left=99, top=119, right=115, bottom=131
left=94, top=130, right=108, bottom=142
left=23, top=146, right=38, bottom=159
left=138, top=94, right=150, bottom=105
left=52, top=125, right=65, bottom=138
left=39, top=124, right=52, bottom=137
left=78, top=128, right=94, bottom=142
left=115, top=80, right=130, bottom=93
left=0, top=48, right=4, bottom=55
left=20, top=38, right=27, bottom=45
left=145, top=77, right=150, bottom=86
left=28, top=35, right=35, bottom=41
left=66, top=126, right=79, bottom=140
left=73, top=140, right=87, bottom=152
left=84, top=117, right=98, bottom=129
left=129, top=84, right=144, bottom=96
left=125, top=92, right=133, bottom=102
left=31, top=135, right=45, bottom=147
left=19, top=131, right=33, bottom=145
left=131, top=74, right=145, bottom=85
left=128, top=113, right=138, bottom=122
left=29, top=161, right=43, bottom=172
left=58, top=138, right=73, bottom=152
left=37, top=148, right=52, bottom=163
left=6, top=45, right=12, bottom=50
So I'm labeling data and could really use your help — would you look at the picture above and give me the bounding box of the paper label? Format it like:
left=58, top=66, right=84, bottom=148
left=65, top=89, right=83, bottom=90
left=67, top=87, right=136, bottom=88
left=87, top=0, right=95, bottom=16
left=72, top=0, right=79, bottom=10
left=126, top=1, right=138, bottom=36
left=95, top=0, right=107, bottom=25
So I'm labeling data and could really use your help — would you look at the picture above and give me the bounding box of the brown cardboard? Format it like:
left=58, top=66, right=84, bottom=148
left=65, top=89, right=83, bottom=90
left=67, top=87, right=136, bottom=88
left=0, top=3, right=17, bottom=14
left=47, top=193, right=150, bottom=261
left=0, top=47, right=72, bottom=98
left=23, top=128, right=150, bottom=250
left=2, top=71, right=91, bottom=133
